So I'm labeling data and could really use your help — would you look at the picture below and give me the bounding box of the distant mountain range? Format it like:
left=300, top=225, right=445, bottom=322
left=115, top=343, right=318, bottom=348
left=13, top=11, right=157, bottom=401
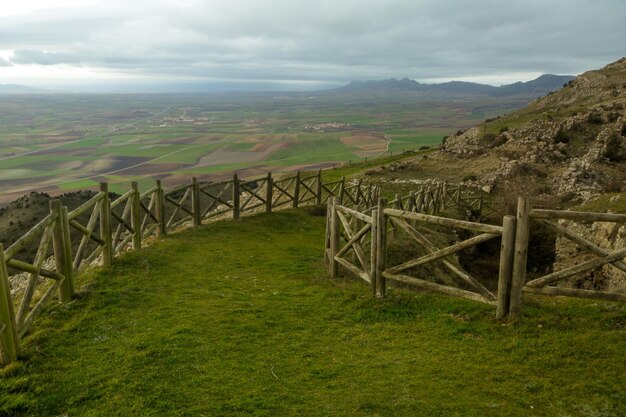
left=337, top=74, right=576, bottom=97
left=0, top=74, right=575, bottom=96
left=0, top=84, right=47, bottom=94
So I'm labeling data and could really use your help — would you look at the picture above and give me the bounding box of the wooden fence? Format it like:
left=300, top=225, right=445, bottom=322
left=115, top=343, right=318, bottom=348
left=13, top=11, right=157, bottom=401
left=326, top=195, right=626, bottom=320
left=508, top=197, right=626, bottom=317
left=0, top=170, right=378, bottom=365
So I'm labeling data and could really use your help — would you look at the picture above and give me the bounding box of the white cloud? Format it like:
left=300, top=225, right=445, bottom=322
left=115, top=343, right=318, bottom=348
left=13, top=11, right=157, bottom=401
left=0, top=0, right=624, bottom=87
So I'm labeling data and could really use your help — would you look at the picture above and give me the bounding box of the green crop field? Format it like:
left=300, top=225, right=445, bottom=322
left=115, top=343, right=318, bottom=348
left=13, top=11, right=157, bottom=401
left=0, top=209, right=623, bottom=416
left=0, top=91, right=530, bottom=204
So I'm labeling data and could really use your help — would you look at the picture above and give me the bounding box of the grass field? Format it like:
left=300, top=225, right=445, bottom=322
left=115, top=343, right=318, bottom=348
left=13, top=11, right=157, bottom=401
left=1, top=209, right=624, bottom=416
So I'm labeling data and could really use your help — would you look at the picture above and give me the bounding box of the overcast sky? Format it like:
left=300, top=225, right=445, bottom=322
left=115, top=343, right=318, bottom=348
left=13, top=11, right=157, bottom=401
left=0, top=0, right=625, bottom=90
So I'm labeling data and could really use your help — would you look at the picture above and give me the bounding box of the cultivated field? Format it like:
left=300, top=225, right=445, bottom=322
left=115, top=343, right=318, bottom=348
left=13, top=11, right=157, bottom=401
left=0, top=91, right=528, bottom=204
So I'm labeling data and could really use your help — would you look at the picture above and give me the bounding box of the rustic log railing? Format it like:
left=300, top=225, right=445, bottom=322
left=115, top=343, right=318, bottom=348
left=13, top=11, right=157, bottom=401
left=326, top=198, right=378, bottom=295
left=326, top=196, right=517, bottom=317
left=508, top=197, right=626, bottom=318
left=0, top=170, right=377, bottom=365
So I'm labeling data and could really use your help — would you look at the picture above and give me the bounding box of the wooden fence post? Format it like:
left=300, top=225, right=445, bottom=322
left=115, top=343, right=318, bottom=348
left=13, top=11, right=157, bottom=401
left=392, top=194, right=401, bottom=239
left=329, top=197, right=340, bottom=278
left=370, top=209, right=378, bottom=296
left=376, top=197, right=388, bottom=297
left=496, top=215, right=517, bottom=319
left=338, top=176, right=345, bottom=204
left=266, top=172, right=273, bottom=213
left=99, top=182, right=112, bottom=267
left=191, top=177, right=201, bottom=227
left=0, top=244, right=20, bottom=365
left=232, top=174, right=240, bottom=220
left=131, top=182, right=141, bottom=249
left=324, top=198, right=332, bottom=265
left=50, top=199, right=74, bottom=302
left=155, top=180, right=167, bottom=236
left=355, top=180, right=362, bottom=205
left=292, top=171, right=301, bottom=208
left=316, top=170, right=322, bottom=205
left=509, top=197, right=531, bottom=318
left=440, top=183, right=447, bottom=212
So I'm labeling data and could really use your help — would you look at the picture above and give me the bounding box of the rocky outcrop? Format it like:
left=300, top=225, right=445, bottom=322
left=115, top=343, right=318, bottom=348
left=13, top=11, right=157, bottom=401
left=440, top=58, right=626, bottom=201
left=554, top=212, right=626, bottom=292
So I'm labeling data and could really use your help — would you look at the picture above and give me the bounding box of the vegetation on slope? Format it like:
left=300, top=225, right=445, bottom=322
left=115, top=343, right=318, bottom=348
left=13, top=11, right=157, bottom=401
left=0, top=210, right=624, bottom=416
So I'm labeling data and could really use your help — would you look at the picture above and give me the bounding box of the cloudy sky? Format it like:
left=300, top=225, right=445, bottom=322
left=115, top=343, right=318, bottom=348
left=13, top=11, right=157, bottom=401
left=0, top=0, right=625, bottom=90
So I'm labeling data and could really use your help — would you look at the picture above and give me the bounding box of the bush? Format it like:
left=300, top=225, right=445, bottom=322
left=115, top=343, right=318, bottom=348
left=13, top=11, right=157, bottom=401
left=587, top=111, right=604, bottom=125
left=554, top=128, right=570, bottom=144
left=604, top=133, right=626, bottom=162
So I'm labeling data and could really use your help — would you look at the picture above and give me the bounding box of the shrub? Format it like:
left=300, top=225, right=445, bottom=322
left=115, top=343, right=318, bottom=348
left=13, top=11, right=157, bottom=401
left=587, top=111, right=604, bottom=125
left=554, top=128, right=570, bottom=144
left=604, top=133, right=626, bottom=162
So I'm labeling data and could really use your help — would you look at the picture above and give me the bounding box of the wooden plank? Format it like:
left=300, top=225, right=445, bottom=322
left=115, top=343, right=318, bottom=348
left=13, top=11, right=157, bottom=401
left=110, top=189, right=134, bottom=209
left=18, top=279, right=59, bottom=338
left=370, top=208, right=378, bottom=295
left=383, top=208, right=503, bottom=235
left=376, top=198, right=388, bottom=297
left=69, top=219, right=105, bottom=245
left=111, top=210, right=134, bottom=234
left=67, top=191, right=105, bottom=220
left=385, top=232, right=498, bottom=274
left=336, top=223, right=372, bottom=258
left=329, top=198, right=340, bottom=278
left=192, top=177, right=201, bottom=227
left=316, top=170, right=322, bottom=205
left=383, top=272, right=496, bottom=305
left=337, top=211, right=369, bottom=272
left=16, top=223, right=54, bottom=328
left=155, top=180, right=167, bottom=237
left=233, top=174, right=240, bottom=220
left=131, top=182, right=142, bottom=249
left=335, top=205, right=373, bottom=224
left=0, top=243, right=21, bottom=365
left=335, top=257, right=371, bottom=283
left=523, top=285, right=626, bottom=302
left=389, top=216, right=496, bottom=301
left=3, top=212, right=57, bottom=261
left=100, top=183, right=112, bottom=267
left=530, top=209, right=626, bottom=223
left=535, top=218, right=626, bottom=275
left=140, top=186, right=158, bottom=199
left=50, top=200, right=74, bottom=302
left=509, top=197, right=531, bottom=318
left=292, top=171, right=301, bottom=208
left=526, top=246, right=626, bottom=288
left=72, top=200, right=102, bottom=271
left=496, top=215, right=516, bottom=319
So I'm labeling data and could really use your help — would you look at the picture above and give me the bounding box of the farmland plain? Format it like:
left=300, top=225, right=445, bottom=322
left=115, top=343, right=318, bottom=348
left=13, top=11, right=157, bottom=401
left=0, top=90, right=530, bottom=203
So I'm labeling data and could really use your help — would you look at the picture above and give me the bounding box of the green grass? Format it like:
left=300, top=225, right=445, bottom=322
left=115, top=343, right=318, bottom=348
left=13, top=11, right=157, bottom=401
left=1, top=210, right=624, bottom=416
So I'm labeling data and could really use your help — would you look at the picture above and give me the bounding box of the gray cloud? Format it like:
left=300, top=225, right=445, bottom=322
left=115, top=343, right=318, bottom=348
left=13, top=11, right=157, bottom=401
left=2, top=0, right=625, bottom=85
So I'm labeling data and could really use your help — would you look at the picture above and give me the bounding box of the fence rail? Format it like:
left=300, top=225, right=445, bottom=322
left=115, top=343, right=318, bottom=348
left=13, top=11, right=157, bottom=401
left=0, top=169, right=378, bottom=366
left=326, top=195, right=625, bottom=321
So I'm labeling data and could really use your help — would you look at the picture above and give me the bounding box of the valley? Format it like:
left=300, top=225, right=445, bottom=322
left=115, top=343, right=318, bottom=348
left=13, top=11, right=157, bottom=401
left=0, top=90, right=534, bottom=203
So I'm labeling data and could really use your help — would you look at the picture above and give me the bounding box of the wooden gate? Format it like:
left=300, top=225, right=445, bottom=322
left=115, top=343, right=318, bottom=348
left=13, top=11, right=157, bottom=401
left=326, top=198, right=378, bottom=294
left=379, top=202, right=516, bottom=316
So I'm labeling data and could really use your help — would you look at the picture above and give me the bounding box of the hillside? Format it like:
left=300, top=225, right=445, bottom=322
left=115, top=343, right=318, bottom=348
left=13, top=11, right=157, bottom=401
left=1, top=210, right=624, bottom=416
left=440, top=57, right=626, bottom=201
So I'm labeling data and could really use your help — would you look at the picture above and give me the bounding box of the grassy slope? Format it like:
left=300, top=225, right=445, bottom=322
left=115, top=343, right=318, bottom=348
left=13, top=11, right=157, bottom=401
left=1, top=210, right=625, bottom=417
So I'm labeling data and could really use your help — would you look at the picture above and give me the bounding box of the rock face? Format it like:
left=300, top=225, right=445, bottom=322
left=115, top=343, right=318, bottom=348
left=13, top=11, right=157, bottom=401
left=441, top=58, right=626, bottom=201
